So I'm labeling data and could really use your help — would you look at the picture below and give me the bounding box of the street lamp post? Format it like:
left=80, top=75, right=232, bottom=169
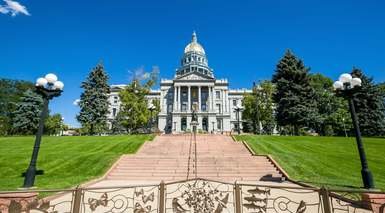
left=23, top=73, right=64, bottom=188
left=148, top=103, right=156, bottom=133
left=233, top=104, right=244, bottom=135
left=333, top=73, right=375, bottom=189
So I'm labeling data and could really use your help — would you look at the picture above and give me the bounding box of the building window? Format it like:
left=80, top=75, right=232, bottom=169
left=233, top=99, right=237, bottom=106
left=112, top=108, right=117, bottom=117
left=216, top=91, right=221, bottom=99
left=114, top=96, right=118, bottom=103
left=182, top=103, right=187, bottom=112
left=168, top=104, right=173, bottom=113
left=216, top=104, right=221, bottom=114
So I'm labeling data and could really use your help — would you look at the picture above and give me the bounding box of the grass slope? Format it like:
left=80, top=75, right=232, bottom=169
left=236, top=135, right=385, bottom=191
left=0, top=135, right=153, bottom=190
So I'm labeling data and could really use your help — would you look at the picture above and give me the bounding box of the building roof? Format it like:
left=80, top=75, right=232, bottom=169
left=184, top=31, right=205, bottom=54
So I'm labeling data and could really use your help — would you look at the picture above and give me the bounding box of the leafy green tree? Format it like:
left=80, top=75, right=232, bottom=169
left=12, top=89, right=43, bottom=135
left=44, top=113, right=63, bottom=135
left=118, top=69, right=158, bottom=133
left=77, top=63, right=110, bottom=135
left=243, top=81, right=275, bottom=134
left=0, top=78, right=34, bottom=135
left=350, top=68, right=385, bottom=136
left=118, top=80, right=151, bottom=133
left=309, top=73, right=352, bottom=136
left=272, top=50, right=319, bottom=135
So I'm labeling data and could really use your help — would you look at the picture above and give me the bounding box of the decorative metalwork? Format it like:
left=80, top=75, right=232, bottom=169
left=329, top=191, right=381, bottom=213
left=240, top=184, right=322, bottom=213
left=1, top=179, right=384, bottom=213
left=0, top=192, right=73, bottom=213
left=165, top=179, right=235, bottom=212
left=81, top=185, right=158, bottom=212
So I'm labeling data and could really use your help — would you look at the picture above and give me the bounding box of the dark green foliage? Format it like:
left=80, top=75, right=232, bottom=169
left=77, top=63, right=110, bottom=135
left=310, top=73, right=352, bottom=136
left=12, top=89, right=43, bottom=135
left=0, top=79, right=34, bottom=135
left=272, top=50, right=319, bottom=135
left=351, top=68, right=385, bottom=136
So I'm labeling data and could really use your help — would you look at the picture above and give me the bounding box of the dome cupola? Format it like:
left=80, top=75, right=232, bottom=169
left=184, top=31, right=205, bottom=54
left=176, top=31, right=214, bottom=78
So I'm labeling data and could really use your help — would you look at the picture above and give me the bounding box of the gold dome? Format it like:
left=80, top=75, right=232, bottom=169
left=184, top=31, right=205, bottom=54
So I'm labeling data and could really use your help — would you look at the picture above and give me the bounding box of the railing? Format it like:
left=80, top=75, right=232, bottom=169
left=0, top=178, right=384, bottom=213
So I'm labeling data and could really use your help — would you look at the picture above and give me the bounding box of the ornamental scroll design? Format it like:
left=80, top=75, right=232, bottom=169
left=165, top=179, right=234, bottom=213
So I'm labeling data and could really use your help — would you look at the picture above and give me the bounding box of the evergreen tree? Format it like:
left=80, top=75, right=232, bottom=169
left=77, top=63, right=110, bottom=135
left=350, top=68, right=385, bottom=136
left=12, top=89, right=43, bottom=135
left=272, top=50, right=319, bottom=135
left=0, top=78, right=34, bottom=135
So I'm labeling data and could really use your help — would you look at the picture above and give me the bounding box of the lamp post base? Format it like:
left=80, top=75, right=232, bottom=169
left=22, top=166, right=36, bottom=188
left=362, top=168, right=375, bottom=189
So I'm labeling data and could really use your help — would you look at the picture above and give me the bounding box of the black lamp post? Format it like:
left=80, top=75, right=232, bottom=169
left=234, top=105, right=244, bottom=135
left=23, top=73, right=64, bottom=188
left=148, top=104, right=156, bottom=133
left=333, top=73, right=375, bottom=189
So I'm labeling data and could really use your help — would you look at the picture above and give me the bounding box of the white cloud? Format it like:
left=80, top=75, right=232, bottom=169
left=127, top=66, right=160, bottom=82
left=0, top=0, right=30, bottom=16
left=73, top=99, right=80, bottom=106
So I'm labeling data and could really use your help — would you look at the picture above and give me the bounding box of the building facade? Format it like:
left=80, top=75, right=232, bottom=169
left=108, top=32, right=251, bottom=133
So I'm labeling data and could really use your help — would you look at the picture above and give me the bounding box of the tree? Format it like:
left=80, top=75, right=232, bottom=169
left=350, top=68, right=385, bottom=136
left=118, top=69, right=158, bottom=133
left=0, top=78, right=34, bottom=135
left=12, top=89, right=43, bottom=135
left=272, top=50, right=319, bottom=135
left=77, top=63, right=110, bottom=135
left=309, top=73, right=352, bottom=136
left=243, top=81, right=276, bottom=134
left=44, top=113, right=63, bottom=135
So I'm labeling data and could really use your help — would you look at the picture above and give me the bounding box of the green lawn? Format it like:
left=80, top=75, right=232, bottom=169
left=236, top=135, right=385, bottom=191
left=0, top=135, right=153, bottom=190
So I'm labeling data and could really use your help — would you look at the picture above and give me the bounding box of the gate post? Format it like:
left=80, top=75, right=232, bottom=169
left=234, top=183, right=242, bottom=213
left=320, top=187, right=332, bottom=213
left=72, top=186, right=82, bottom=213
left=159, top=181, right=165, bottom=213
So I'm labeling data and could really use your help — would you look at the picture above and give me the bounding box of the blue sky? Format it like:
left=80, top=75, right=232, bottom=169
left=1, top=0, right=385, bottom=127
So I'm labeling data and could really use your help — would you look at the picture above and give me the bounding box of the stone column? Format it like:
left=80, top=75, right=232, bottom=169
left=178, top=86, right=181, bottom=111
left=221, top=90, right=225, bottom=114
left=208, top=86, right=212, bottom=112
left=198, top=86, right=201, bottom=111
left=188, top=86, right=191, bottom=111
left=211, top=87, right=215, bottom=112
left=173, top=86, right=177, bottom=112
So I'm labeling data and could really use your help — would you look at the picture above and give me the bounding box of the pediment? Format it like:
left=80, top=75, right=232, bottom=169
left=176, top=71, right=214, bottom=81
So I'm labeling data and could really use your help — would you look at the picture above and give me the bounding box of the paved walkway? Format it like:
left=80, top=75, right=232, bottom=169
left=105, top=134, right=284, bottom=182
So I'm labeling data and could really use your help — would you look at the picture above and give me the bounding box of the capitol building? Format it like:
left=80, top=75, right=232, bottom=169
left=108, top=32, right=251, bottom=133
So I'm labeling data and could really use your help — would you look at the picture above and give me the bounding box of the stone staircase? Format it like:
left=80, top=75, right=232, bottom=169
left=106, top=134, right=284, bottom=182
